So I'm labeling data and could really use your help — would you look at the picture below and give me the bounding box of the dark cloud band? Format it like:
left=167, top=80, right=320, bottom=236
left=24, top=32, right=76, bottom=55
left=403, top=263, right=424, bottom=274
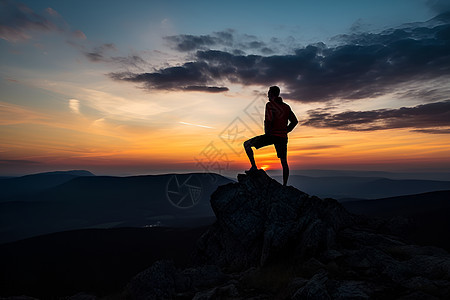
left=303, top=100, right=450, bottom=133
left=0, top=0, right=85, bottom=42
left=163, top=30, right=274, bottom=54
left=111, top=13, right=450, bottom=101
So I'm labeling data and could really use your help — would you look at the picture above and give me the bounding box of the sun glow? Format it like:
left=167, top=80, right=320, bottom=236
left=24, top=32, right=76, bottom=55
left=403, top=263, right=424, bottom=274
left=1, top=5, right=450, bottom=176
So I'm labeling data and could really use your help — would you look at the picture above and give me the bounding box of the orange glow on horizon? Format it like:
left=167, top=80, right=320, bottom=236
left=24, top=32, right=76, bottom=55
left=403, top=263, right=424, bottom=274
left=1, top=92, right=450, bottom=176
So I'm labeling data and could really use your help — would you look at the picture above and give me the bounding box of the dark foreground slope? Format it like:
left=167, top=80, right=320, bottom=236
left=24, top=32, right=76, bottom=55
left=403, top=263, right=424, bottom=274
left=125, top=170, right=450, bottom=299
left=0, top=226, right=209, bottom=298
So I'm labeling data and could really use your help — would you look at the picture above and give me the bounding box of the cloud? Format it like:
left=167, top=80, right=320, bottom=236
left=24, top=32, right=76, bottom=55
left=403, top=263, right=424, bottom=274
left=45, top=7, right=60, bottom=17
left=110, top=55, right=147, bottom=70
left=302, top=100, right=450, bottom=133
left=426, top=0, right=450, bottom=14
left=182, top=86, right=229, bottom=92
left=179, top=121, right=215, bottom=129
left=412, top=128, right=450, bottom=134
left=0, top=0, right=85, bottom=42
left=69, top=99, right=80, bottom=114
left=165, top=34, right=222, bottom=52
left=397, top=79, right=450, bottom=103
left=300, top=145, right=342, bottom=150
left=112, top=13, right=450, bottom=102
left=349, top=18, right=372, bottom=33
left=0, top=159, right=41, bottom=165
left=110, top=65, right=228, bottom=93
left=72, top=29, right=86, bottom=40
left=83, top=43, right=147, bottom=70
left=84, top=43, right=117, bottom=62
left=0, top=0, right=55, bottom=42
left=164, top=30, right=274, bottom=54
left=109, top=61, right=228, bottom=92
left=0, top=101, right=47, bottom=125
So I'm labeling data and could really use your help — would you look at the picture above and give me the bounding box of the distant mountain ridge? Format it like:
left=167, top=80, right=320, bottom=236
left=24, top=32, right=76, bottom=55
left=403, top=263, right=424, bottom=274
left=29, top=170, right=95, bottom=176
left=343, top=190, right=450, bottom=251
left=3, top=169, right=450, bottom=243
left=343, top=190, right=450, bottom=216
left=274, top=174, right=450, bottom=200
left=268, top=169, right=450, bottom=181
left=0, top=170, right=95, bottom=201
left=0, top=172, right=232, bottom=243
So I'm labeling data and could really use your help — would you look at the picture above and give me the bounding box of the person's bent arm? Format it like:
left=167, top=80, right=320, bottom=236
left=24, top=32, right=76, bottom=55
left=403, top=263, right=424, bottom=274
left=287, top=110, right=298, bottom=133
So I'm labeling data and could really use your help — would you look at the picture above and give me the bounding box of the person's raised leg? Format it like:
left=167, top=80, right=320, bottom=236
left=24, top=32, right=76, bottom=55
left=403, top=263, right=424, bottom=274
left=280, top=157, right=289, bottom=186
left=243, top=139, right=257, bottom=171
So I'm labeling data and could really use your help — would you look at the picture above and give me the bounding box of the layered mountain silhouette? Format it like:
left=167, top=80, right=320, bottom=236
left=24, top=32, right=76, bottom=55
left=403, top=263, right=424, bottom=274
left=0, top=170, right=94, bottom=201
left=343, top=190, right=450, bottom=251
left=275, top=175, right=450, bottom=200
left=2, top=170, right=450, bottom=299
left=125, top=170, right=450, bottom=299
left=0, top=171, right=232, bottom=243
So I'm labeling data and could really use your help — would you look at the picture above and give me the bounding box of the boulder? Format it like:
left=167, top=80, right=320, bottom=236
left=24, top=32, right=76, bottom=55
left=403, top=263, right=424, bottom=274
left=195, top=170, right=354, bottom=271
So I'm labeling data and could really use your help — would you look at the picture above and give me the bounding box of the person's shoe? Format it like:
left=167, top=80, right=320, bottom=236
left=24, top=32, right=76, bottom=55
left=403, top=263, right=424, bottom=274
left=245, top=166, right=258, bottom=174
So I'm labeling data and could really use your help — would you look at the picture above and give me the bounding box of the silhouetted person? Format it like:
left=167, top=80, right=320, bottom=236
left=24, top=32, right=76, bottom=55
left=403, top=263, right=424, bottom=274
left=244, top=86, right=298, bottom=186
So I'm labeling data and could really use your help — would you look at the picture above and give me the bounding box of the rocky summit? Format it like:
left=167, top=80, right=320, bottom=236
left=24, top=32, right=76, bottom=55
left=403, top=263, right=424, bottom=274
left=125, top=170, right=450, bottom=299
left=195, top=169, right=354, bottom=272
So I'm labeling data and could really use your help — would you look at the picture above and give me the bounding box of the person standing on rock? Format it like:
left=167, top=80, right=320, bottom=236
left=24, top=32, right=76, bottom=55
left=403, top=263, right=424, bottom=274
left=243, top=86, right=298, bottom=186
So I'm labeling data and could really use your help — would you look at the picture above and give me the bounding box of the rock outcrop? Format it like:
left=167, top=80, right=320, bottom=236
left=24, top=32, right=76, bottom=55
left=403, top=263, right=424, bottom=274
left=125, top=170, right=450, bottom=299
left=195, top=170, right=354, bottom=271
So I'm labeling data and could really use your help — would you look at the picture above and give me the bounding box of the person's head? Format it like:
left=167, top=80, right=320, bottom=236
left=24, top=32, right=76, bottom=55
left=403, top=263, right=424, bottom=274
left=268, top=86, right=280, bottom=100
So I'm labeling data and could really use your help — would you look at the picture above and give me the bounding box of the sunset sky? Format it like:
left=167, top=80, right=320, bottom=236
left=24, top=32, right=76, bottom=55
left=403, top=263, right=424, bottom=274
left=1, top=0, right=450, bottom=176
